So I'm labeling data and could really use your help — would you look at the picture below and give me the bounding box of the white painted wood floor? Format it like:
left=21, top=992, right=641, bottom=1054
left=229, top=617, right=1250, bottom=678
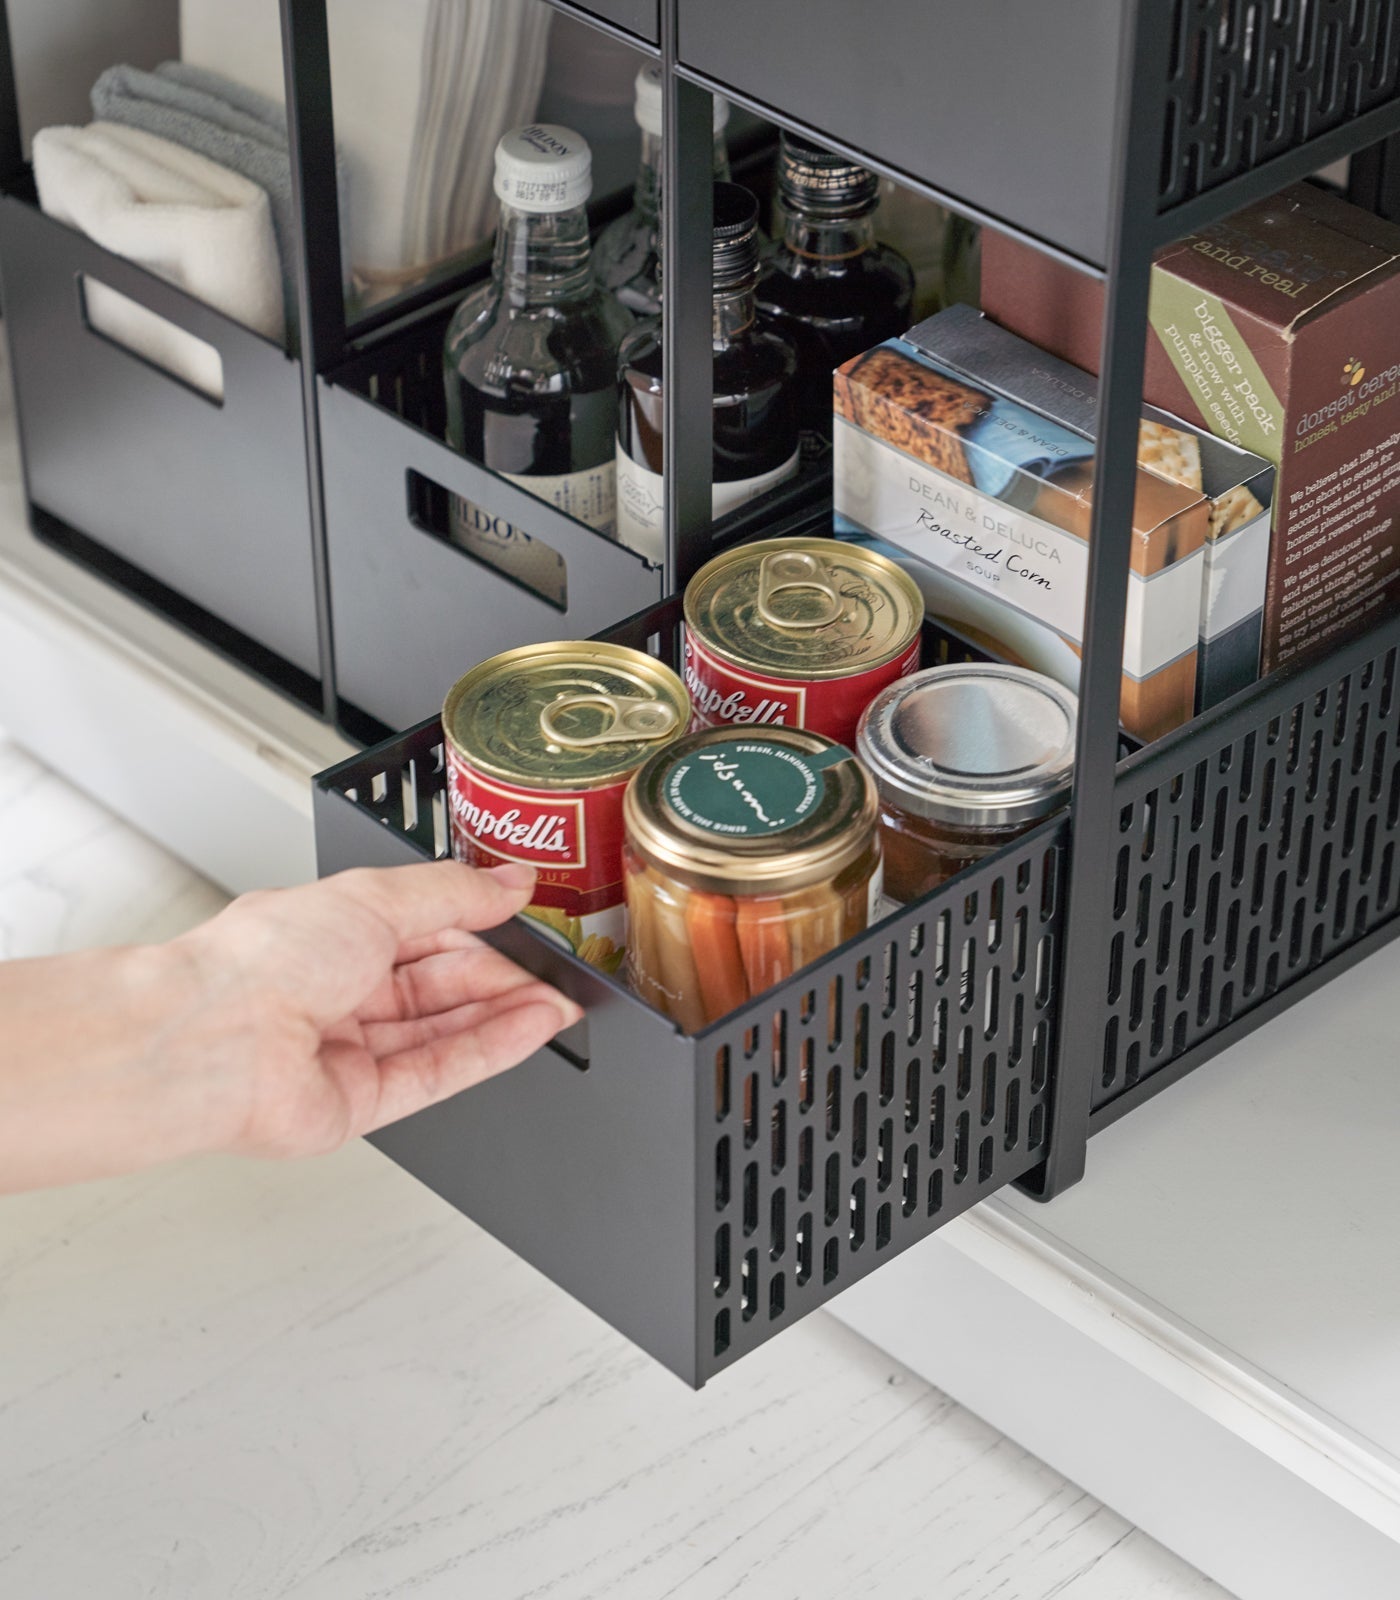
left=0, top=730, right=1230, bottom=1599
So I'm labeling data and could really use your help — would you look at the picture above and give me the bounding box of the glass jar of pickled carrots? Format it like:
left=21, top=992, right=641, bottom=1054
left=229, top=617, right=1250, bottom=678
left=623, top=726, right=880, bottom=1032
left=856, top=664, right=1077, bottom=904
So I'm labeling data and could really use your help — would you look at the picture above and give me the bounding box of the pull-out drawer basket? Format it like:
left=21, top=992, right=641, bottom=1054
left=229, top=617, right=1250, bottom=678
left=315, top=568, right=1400, bottom=1385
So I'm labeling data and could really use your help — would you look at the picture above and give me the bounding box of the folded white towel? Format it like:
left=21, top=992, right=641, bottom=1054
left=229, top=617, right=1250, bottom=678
left=32, top=122, right=282, bottom=400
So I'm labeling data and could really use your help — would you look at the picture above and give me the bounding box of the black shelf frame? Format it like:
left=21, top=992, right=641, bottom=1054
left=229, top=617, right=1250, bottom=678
left=291, top=0, right=1400, bottom=1376
left=0, top=0, right=1386, bottom=1384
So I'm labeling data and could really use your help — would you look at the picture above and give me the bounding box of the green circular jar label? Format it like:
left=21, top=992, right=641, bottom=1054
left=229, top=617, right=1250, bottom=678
left=663, top=739, right=849, bottom=837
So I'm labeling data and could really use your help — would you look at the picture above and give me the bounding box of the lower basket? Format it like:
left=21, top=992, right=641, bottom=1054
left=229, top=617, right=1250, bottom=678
left=0, top=191, right=323, bottom=698
left=313, top=593, right=1400, bottom=1386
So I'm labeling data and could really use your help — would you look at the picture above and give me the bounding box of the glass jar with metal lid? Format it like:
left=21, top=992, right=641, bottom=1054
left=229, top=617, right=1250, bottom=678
left=856, top=664, right=1077, bottom=904
left=682, top=537, right=923, bottom=748
left=443, top=642, right=689, bottom=973
left=623, top=725, right=880, bottom=1031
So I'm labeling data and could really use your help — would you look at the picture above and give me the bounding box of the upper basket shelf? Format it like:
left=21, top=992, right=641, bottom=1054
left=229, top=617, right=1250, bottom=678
left=672, top=0, right=1400, bottom=267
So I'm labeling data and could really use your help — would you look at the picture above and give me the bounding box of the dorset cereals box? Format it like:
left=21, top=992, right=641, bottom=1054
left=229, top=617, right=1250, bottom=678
left=981, top=183, right=1400, bottom=675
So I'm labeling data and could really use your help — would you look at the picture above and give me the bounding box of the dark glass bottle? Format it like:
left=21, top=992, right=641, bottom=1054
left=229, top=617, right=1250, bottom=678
left=443, top=125, right=632, bottom=600
left=756, top=132, right=915, bottom=434
left=615, top=183, right=800, bottom=565
left=593, top=63, right=732, bottom=317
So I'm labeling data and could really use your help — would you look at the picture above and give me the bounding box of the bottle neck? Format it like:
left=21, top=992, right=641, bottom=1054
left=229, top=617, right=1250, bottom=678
left=493, top=200, right=594, bottom=305
left=780, top=208, right=876, bottom=264
left=633, top=128, right=732, bottom=220
left=633, top=132, right=663, bottom=225
left=713, top=283, right=757, bottom=345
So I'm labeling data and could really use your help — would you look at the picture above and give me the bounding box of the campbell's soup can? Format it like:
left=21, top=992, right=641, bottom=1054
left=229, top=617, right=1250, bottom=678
left=443, top=643, right=689, bottom=973
left=683, top=538, right=923, bottom=746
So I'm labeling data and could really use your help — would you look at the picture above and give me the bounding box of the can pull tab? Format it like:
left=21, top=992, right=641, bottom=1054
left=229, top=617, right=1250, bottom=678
left=757, top=550, right=844, bottom=629
left=539, top=693, right=679, bottom=749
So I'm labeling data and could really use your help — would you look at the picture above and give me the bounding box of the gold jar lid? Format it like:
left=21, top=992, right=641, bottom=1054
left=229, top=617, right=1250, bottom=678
left=624, top=725, right=878, bottom=897
left=443, top=642, right=689, bottom=790
left=683, top=537, right=922, bottom=680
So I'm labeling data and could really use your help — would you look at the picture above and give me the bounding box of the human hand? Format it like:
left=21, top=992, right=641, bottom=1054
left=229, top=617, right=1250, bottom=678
left=0, top=860, right=582, bottom=1192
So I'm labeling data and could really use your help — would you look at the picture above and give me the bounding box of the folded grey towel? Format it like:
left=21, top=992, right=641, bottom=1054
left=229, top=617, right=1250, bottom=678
left=159, top=61, right=286, bottom=130
left=92, top=62, right=293, bottom=343
left=91, top=61, right=347, bottom=348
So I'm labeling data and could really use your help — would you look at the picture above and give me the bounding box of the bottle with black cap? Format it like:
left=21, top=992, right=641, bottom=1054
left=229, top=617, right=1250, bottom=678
left=756, top=132, right=914, bottom=435
left=443, top=124, right=633, bottom=588
left=593, top=63, right=732, bottom=317
left=615, top=182, right=799, bottom=565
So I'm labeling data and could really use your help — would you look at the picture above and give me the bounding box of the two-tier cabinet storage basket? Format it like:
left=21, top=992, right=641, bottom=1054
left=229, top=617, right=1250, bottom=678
left=258, top=0, right=1400, bottom=1384
left=13, top=0, right=1400, bottom=1388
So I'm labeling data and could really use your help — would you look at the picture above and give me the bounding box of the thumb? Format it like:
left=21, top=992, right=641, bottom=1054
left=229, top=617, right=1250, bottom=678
left=331, top=859, right=538, bottom=943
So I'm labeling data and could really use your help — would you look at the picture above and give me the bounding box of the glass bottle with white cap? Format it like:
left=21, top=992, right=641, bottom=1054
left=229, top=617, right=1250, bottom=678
left=443, top=124, right=634, bottom=581
left=856, top=664, right=1078, bottom=904
left=593, top=63, right=732, bottom=317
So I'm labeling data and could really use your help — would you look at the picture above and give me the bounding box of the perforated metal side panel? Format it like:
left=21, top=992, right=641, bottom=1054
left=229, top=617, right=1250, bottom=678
left=314, top=590, right=1093, bottom=1382
left=1099, top=642, right=1400, bottom=1107
left=700, top=821, right=1065, bottom=1380
left=1160, top=0, right=1400, bottom=208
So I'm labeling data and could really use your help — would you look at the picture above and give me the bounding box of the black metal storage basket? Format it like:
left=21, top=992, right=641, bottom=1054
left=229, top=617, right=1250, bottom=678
left=1095, top=612, right=1400, bottom=1123
left=314, top=581, right=1400, bottom=1385
left=318, top=290, right=831, bottom=739
left=0, top=187, right=325, bottom=701
left=314, top=594, right=1063, bottom=1384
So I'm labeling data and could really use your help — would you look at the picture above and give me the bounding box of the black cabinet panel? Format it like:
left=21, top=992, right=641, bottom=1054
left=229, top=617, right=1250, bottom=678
left=679, top=0, right=1122, bottom=264
left=578, top=0, right=657, bottom=44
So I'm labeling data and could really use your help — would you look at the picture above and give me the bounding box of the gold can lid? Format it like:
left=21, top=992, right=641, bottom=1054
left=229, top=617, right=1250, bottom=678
left=443, top=642, right=689, bottom=789
left=624, top=725, right=878, bottom=897
left=683, top=537, right=922, bottom=681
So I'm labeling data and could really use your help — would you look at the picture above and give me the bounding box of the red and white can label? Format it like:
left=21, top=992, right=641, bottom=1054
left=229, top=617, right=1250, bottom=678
left=445, top=744, right=630, bottom=971
left=683, top=629, right=921, bottom=748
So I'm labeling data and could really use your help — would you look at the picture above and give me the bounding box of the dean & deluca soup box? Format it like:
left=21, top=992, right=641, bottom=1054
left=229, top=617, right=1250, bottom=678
left=831, top=310, right=1212, bottom=743
left=981, top=183, right=1400, bottom=676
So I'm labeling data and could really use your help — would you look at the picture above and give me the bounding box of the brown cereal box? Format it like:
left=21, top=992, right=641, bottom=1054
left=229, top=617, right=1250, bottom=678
left=981, top=184, right=1400, bottom=675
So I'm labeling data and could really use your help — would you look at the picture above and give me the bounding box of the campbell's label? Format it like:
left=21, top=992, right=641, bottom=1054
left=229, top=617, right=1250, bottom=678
left=445, top=743, right=631, bottom=972
left=450, top=789, right=581, bottom=863
left=683, top=630, right=805, bottom=728
left=683, top=627, right=921, bottom=748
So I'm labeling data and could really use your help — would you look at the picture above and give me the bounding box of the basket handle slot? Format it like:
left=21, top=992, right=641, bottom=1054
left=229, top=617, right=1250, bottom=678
left=76, top=272, right=225, bottom=404
left=405, top=467, right=568, bottom=612
left=546, top=1017, right=591, bottom=1072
